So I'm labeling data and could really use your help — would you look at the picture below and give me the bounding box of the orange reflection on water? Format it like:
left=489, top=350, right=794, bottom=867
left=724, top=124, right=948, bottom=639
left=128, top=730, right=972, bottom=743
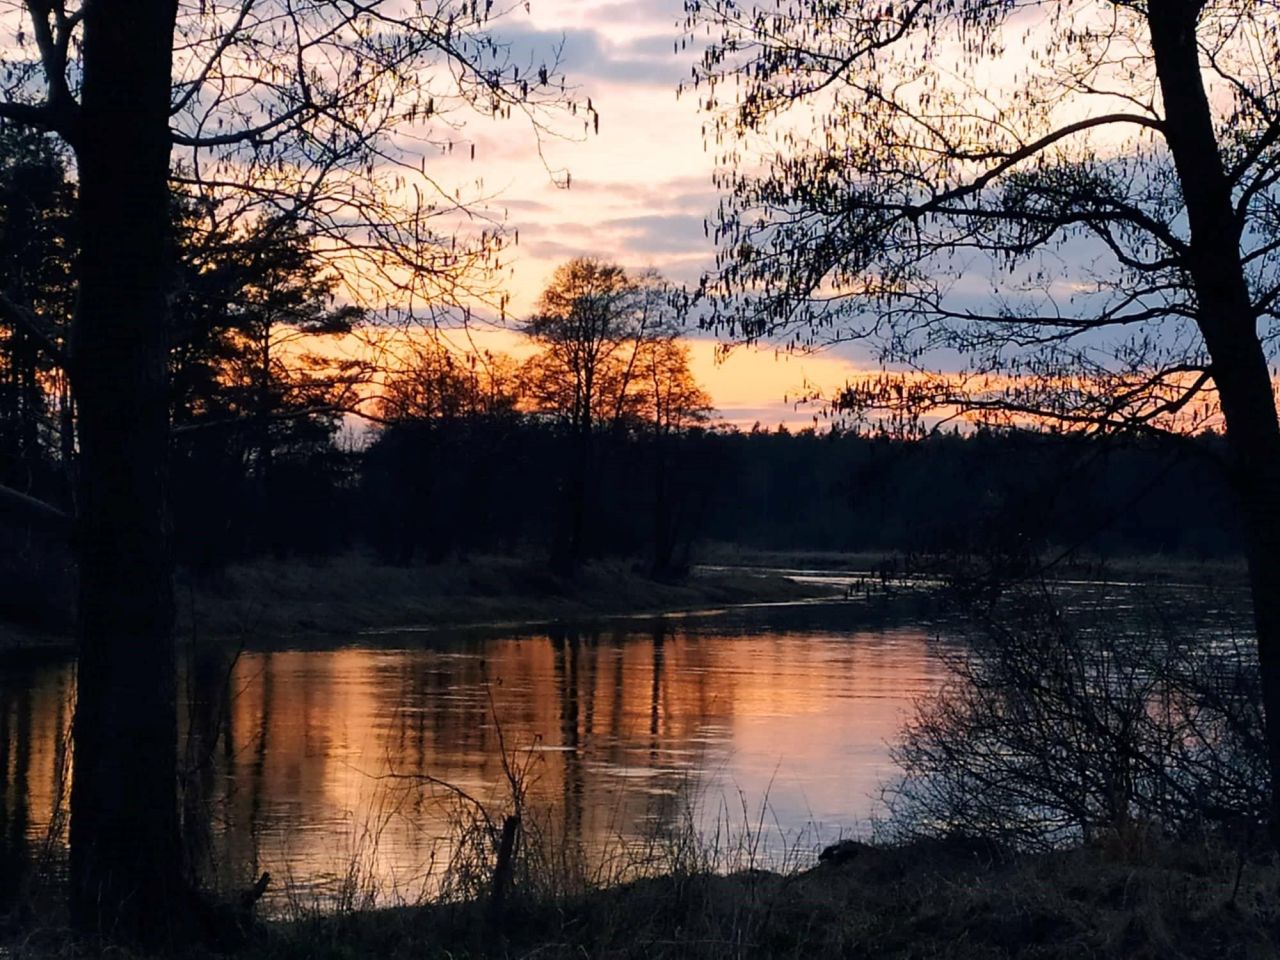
left=1, top=616, right=950, bottom=911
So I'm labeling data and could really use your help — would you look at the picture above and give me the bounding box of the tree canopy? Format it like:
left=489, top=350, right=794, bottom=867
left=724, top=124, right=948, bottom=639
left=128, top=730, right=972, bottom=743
left=684, top=0, right=1280, bottom=832
left=683, top=0, right=1280, bottom=435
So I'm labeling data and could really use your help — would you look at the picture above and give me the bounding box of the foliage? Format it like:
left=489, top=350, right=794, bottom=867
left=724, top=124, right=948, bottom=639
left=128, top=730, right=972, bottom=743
left=377, top=335, right=521, bottom=424
left=517, top=259, right=710, bottom=570
left=681, top=0, right=1280, bottom=432
left=0, top=123, right=73, bottom=500
left=523, top=259, right=679, bottom=434
left=684, top=0, right=1280, bottom=834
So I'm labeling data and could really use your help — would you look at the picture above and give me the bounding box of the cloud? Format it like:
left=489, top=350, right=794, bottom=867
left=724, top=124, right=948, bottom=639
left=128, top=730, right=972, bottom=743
left=501, top=198, right=556, bottom=214
left=495, top=24, right=687, bottom=89
left=564, top=174, right=716, bottom=211
left=714, top=405, right=830, bottom=430
left=578, top=1, right=674, bottom=28
left=520, top=236, right=604, bottom=261
left=600, top=212, right=709, bottom=255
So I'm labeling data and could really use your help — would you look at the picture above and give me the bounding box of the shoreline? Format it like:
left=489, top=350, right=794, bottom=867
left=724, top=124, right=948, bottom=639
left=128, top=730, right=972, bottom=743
left=697, top=542, right=1249, bottom=586
left=179, top=554, right=840, bottom=643
left=1, top=546, right=1249, bottom=664
left=0, top=555, right=840, bottom=662
left=237, top=834, right=1272, bottom=960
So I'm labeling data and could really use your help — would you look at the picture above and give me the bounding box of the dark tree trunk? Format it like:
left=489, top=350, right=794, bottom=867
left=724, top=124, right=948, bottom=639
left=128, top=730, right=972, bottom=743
left=650, top=429, right=677, bottom=579
left=554, top=423, right=591, bottom=575
left=68, top=0, right=184, bottom=942
left=1150, top=2, right=1280, bottom=834
left=569, top=426, right=590, bottom=567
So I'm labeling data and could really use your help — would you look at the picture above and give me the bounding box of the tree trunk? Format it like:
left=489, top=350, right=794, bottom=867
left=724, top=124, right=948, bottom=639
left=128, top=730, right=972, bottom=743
left=68, top=0, right=184, bottom=942
left=1150, top=2, right=1280, bottom=834
left=651, top=428, right=676, bottom=579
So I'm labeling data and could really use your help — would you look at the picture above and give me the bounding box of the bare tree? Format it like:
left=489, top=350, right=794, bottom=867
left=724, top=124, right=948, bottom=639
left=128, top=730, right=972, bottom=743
left=378, top=334, right=520, bottom=423
left=637, top=337, right=711, bottom=577
left=0, top=0, right=578, bottom=941
left=684, top=0, right=1280, bottom=833
left=889, top=585, right=1267, bottom=851
left=523, top=259, right=688, bottom=571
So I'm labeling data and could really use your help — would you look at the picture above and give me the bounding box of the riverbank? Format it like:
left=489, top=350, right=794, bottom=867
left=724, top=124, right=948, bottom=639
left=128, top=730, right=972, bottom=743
left=174, top=554, right=837, bottom=644
left=1, top=556, right=837, bottom=661
left=0, top=555, right=834, bottom=662
left=204, top=835, right=1276, bottom=959
left=698, top=542, right=1249, bottom=586
left=3, top=544, right=1244, bottom=661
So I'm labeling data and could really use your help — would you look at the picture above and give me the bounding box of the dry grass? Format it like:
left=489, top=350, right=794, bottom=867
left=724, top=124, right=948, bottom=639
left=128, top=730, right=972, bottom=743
left=230, top=832, right=1280, bottom=960
left=4, top=772, right=1279, bottom=960
left=175, top=553, right=834, bottom=642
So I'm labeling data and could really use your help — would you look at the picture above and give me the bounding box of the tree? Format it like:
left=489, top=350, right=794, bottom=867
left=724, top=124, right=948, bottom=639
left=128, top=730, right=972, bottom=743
left=524, top=260, right=644, bottom=433
left=636, top=337, right=711, bottom=577
left=170, top=211, right=366, bottom=564
left=684, top=0, right=1280, bottom=833
left=367, top=337, right=524, bottom=563
left=523, top=259, right=681, bottom=570
left=0, top=122, right=74, bottom=502
left=377, top=335, right=521, bottom=424
left=0, top=0, right=576, bottom=941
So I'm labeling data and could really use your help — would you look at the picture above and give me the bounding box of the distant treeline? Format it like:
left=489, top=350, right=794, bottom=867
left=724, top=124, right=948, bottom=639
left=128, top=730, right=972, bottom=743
left=0, top=126, right=1243, bottom=635
left=0, top=394, right=1243, bottom=635
left=179, top=422, right=1242, bottom=572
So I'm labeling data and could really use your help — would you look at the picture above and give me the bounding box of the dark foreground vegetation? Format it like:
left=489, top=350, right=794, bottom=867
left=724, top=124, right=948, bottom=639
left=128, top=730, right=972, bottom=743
left=13, top=835, right=1274, bottom=959
left=206, top=840, right=1280, bottom=960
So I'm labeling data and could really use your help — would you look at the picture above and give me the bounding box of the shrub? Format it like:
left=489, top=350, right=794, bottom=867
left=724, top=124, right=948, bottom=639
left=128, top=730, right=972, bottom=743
left=884, top=584, right=1267, bottom=850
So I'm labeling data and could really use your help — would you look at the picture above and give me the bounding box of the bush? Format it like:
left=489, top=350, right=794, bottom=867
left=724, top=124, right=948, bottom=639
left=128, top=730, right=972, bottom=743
left=884, top=584, right=1267, bottom=850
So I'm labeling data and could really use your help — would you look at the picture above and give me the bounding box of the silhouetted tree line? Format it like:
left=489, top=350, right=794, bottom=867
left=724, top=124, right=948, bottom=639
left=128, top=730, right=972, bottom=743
left=697, top=427, right=1240, bottom=560
left=360, top=416, right=721, bottom=571
left=364, top=423, right=1242, bottom=567
left=176, top=415, right=1245, bottom=578
left=0, top=130, right=1242, bottom=629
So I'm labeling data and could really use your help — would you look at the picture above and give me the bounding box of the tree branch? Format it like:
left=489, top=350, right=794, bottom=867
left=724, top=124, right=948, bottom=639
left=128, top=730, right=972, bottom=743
left=0, top=482, right=70, bottom=529
left=0, top=289, right=69, bottom=370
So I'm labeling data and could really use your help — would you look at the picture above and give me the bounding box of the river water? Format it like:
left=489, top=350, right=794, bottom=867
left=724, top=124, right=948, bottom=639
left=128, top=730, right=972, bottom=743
left=0, top=578, right=965, bottom=911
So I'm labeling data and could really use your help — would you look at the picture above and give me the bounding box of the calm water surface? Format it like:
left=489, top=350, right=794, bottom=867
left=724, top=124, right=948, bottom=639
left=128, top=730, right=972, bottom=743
left=0, top=587, right=958, bottom=910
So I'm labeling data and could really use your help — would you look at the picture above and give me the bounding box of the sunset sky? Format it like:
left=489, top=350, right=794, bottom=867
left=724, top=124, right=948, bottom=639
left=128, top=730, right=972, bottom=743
left=413, top=0, right=875, bottom=429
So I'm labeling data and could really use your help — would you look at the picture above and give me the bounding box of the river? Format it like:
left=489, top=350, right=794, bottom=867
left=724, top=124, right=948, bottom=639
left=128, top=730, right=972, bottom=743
left=0, top=575, right=980, bottom=913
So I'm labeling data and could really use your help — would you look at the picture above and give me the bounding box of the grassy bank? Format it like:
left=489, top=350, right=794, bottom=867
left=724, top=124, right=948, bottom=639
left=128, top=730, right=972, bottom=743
left=4, top=545, right=1244, bottom=659
left=174, top=554, right=837, bottom=643
left=7, top=827, right=1272, bottom=959
left=233, top=834, right=1276, bottom=959
left=0, top=554, right=834, bottom=661
left=11, top=835, right=1252, bottom=959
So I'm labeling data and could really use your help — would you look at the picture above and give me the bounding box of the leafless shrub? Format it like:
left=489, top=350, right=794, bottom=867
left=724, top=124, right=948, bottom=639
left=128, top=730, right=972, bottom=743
left=884, top=585, right=1267, bottom=851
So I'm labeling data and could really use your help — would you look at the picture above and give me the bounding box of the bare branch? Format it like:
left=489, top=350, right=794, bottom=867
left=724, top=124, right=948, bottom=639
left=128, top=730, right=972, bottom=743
left=0, top=481, right=70, bottom=528
left=0, top=289, right=69, bottom=369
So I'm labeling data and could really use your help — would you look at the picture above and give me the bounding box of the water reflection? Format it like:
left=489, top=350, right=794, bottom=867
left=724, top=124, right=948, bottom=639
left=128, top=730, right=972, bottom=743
left=0, top=607, right=950, bottom=912
left=0, top=662, right=71, bottom=913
